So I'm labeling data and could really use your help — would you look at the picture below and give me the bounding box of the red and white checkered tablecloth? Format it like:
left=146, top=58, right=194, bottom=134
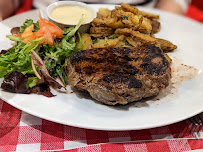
left=0, top=98, right=202, bottom=152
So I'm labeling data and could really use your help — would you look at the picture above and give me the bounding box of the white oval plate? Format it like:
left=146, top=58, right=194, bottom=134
left=0, top=5, right=203, bottom=131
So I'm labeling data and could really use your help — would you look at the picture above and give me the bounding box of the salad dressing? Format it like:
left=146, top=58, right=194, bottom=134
left=51, top=5, right=93, bottom=24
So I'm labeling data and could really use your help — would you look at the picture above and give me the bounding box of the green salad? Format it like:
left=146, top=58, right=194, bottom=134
left=0, top=17, right=83, bottom=96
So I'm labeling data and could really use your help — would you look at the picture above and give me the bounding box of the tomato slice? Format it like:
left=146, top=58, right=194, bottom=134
left=16, top=11, right=64, bottom=46
left=23, top=35, right=35, bottom=43
left=36, top=26, right=54, bottom=46
left=38, top=11, right=64, bottom=38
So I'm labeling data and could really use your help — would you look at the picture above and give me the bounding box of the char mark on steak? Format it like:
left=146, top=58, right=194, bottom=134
left=67, top=45, right=171, bottom=105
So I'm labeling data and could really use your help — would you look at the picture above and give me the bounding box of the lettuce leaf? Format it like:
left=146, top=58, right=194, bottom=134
left=0, top=37, right=44, bottom=77
left=19, top=19, right=40, bottom=33
left=6, top=35, right=22, bottom=42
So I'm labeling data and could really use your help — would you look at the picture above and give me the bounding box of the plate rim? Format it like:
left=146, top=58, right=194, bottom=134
left=0, top=5, right=203, bottom=131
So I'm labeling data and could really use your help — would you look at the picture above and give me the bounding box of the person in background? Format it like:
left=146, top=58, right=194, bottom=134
left=155, top=0, right=190, bottom=14
left=33, top=0, right=190, bottom=15
left=0, top=0, right=190, bottom=21
left=0, top=0, right=24, bottom=21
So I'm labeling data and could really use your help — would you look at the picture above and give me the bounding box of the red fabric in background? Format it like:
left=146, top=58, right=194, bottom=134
left=191, top=0, right=203, bottom=10
left=13, top=0, right=203, bottom=22
left=185, top=0, right=203, bottom=22
left=15, top=0, right=33, bottom=14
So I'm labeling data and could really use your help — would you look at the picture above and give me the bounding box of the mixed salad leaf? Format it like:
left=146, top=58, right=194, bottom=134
left=0, top=14, right=83, bottom=96
left=19, top=19, right=40, bottom=33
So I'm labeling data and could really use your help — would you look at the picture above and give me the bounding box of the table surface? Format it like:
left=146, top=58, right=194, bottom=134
left=0, top=98, right=202, bottom=152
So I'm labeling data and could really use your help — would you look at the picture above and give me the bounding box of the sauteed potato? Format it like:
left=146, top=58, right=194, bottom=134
left=90, top=27, right=114, bottom=36
left=84, top=3, right=177, bottom=53
left=93, top=35, right=125, bottom=48
left=80, top=33, right=93, bottom=50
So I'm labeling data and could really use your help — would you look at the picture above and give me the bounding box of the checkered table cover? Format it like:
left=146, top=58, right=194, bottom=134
left=0, top=98, right=202, bottom=152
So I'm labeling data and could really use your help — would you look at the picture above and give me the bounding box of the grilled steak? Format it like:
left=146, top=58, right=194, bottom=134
left=67, top=45, right=171, bottom=105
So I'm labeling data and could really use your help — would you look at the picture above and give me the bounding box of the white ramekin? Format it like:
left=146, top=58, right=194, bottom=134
left=46, top=1, right=97, bottom=33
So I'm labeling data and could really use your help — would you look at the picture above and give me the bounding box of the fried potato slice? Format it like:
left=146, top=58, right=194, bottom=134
left=121, top=3, right=139, bottom=15
left=131, top=31, right=177, bottom=52
left=116, top=9, right=138, bottom=21
left=139, top=11, right=159, bottom=20
left=93, top=35, right=125, bottom=48
left=111, top=9, right=119, bottom=18
left=115, top=10, right=143, bottom=30
left=97, top=8, right=111, bottom=18
left=115, top=28, right=132, bottom=36
left=90, top=27, right=114, bottom=36
left=108, top=20, right=125, bottom=29
left=131, top=31, right=157, bottom=42
left=80, top=33, right=93, bottom=50
left=115, top=39, right=132, bottom=47
left=125, top=36, right=142, bottom=47
left=138, top=18, right=152, bottom=33
left=91, top=18, right=117, bottom=27
left=90, top=34, right=103, bottom=38
left=156, top=38, right=177, bottom=52
left=92, top=17, right=125, bottom=29
left=151, top=20, right=161, bottom=33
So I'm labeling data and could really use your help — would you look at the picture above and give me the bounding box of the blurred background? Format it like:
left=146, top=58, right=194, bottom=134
left=0, top=0, right=202, bottom=22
